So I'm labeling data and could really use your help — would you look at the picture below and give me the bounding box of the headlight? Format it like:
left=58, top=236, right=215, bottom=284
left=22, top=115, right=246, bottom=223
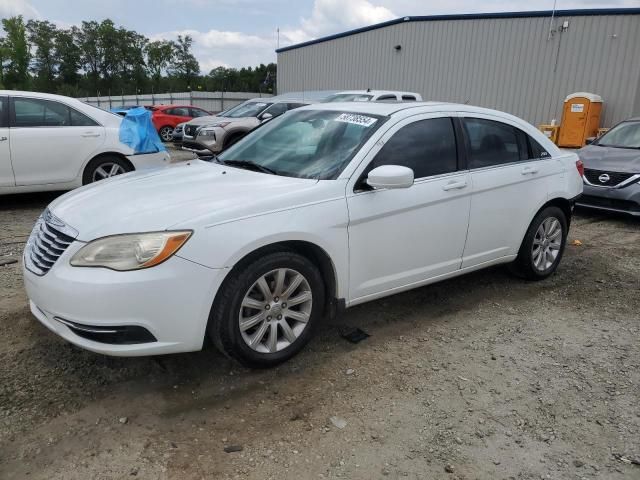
left=70, top=231, right=192, bottom=271
left=198, top=128, right=216, bottom=138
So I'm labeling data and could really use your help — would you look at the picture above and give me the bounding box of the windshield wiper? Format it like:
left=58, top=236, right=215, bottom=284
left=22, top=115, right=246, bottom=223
left=222, top=160, right=278, bottom=175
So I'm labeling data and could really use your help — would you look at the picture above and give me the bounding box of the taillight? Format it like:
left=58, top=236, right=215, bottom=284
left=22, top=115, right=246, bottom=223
left=576, top=159, right=584, bottom=177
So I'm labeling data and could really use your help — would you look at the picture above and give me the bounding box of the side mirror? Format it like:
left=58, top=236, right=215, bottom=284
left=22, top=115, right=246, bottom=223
left=585, top=137, right=596, bottom=145
left=260, top=112, right=273, bottom=122
left=366, top=165, right=414, bottom=189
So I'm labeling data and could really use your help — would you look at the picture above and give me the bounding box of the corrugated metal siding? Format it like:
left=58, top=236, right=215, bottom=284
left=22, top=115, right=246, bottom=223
left=277, top=14, right=640, bottom=127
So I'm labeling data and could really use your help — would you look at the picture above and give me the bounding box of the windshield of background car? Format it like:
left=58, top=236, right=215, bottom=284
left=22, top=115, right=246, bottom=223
left=322, top=93, right=373, bottom=103
left=596, top=121, right=640, bottom=149
left=220, top=101, right=272, bottom=118
left=218, top=110, right=385, bottom=180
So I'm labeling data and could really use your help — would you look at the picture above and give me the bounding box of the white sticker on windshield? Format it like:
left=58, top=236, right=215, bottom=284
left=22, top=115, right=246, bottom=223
left=335, top=113, right=377, bottom=127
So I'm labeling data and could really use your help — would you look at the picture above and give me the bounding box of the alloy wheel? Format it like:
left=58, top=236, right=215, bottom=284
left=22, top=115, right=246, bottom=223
left=160, top=127, right=173, bottom=141
left=239, top=268, right=313, bottom=354
left=92, top=163, right=126, bottom=182
left=532, top=217, right=562, bottom=271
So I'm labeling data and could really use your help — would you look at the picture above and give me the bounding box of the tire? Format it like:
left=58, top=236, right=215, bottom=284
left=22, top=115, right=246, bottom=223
left=510, top=206, right=568, bottom=280
left=159, top=126, right=174, bottom=142
left=208, top=251, right=325, bottom=368
left=82, top=155, right=132, bottom=185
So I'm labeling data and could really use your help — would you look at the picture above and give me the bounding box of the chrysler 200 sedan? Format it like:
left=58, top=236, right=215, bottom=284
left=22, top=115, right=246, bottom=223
left=23, top=102, right=583, bottom=368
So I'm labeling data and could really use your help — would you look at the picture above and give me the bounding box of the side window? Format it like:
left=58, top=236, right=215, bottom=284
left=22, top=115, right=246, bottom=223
left=462, top=118, right=525, bottom=169
left=528, top=136, right=551, bottom=159
left=167, top=107, right=189, bottom=116
left=402, top=95, right=417, bottom=101
left=190, top=108, right=209, bottom=117
left=376, top=95, right=397, bottom=102
left=263, top=103, right=287, bottom=118
left=369, top=118, right=458, bottom=179
left=287, top=103, right=306, bottom=110
left=13, top=98, right=70, bottom=127
left=70, top=108, right=99, bottom=126
left=0, top=97, right=7, bottom=128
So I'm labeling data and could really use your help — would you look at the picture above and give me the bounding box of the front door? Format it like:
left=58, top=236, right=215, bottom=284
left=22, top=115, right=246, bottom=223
left=0, top=96, right=13, bottom=187
left=10, top=96, right=105, bottom=186
left=347, top=115, right=471, bottom=302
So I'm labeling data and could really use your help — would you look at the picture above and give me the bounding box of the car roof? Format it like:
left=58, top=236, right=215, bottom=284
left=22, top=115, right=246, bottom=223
left=296, top=101, right=532, bottom=122
left=333, top=90, right=419, bottom=96
left=152, top=104, right=195, bottom=109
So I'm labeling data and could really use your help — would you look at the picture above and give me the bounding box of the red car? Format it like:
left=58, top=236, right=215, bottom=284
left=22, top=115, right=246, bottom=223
left=148, top=105, right=212, bottom=142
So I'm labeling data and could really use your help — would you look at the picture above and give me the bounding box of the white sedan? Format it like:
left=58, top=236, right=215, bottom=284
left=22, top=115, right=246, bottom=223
left=0, top=91, right=169, bottom=194
left=23, top=102, right=583, bottom=368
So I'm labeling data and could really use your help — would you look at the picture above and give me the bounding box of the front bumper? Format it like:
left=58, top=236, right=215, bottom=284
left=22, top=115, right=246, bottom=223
left=125, top=151, right=171, bottom=170
left=23, top=241, right=226, bottom=356
left=576, top=182, right=640, bottom=216
left=182, top=128, right=224, bottom=154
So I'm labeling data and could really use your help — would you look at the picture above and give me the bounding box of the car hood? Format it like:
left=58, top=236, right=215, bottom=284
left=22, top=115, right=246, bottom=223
left=48, top=160, right=319, bottom=241
left=577, top=144, right=640, bottom=173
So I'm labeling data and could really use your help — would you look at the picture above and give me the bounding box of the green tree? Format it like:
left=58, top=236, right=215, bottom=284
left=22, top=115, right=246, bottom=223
left=169, top=35, right=199, bottom=89
left=26, top=19, right=59, bottom=92
left=56, top=27, right=81, bottom=91
left=76, top=20, right=101, bottom=92
left=145, top=40, right=174, bottom=88
left=1, top=16, right=30, bottom=89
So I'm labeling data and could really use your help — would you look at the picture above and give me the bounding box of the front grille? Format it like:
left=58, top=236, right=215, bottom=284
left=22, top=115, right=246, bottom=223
left=25, top=212, right=77, bottom=276
left=584, top=168, right=636, bottom=187
left=184, top=124, right=198, bottom=137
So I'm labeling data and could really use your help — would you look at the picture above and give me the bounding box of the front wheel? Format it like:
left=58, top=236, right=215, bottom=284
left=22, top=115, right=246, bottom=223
left=510, top=206, right=568, bottom=280
left=159, top=126, right=174, bottom=142
left=208, top=252, right=325, bottom=368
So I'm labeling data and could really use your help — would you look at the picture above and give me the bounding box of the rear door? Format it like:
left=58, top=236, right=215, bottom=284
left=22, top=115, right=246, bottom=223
left=0, top=96, right=13, bottom=186
left=10, top=96, right=105, bottom=185
left=460, top=115, right=556, bottom=268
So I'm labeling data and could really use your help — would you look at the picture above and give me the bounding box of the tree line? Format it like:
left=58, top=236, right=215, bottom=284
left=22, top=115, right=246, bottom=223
left=0, top=16, right=277, bottom=97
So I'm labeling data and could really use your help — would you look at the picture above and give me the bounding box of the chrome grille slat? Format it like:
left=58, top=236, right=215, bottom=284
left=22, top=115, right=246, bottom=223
left=25, top=209, right=77, bottom=276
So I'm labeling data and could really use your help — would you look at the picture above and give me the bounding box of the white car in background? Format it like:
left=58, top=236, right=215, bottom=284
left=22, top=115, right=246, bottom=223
left=24, top=102, right=582, bottom=368
left=0, top=91, right=169, bottom=195
left=322, top=90, right=423, bottom=103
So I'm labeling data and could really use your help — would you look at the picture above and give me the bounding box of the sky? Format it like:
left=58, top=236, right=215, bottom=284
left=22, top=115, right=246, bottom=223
left=0, top=0, right=637, bottom=72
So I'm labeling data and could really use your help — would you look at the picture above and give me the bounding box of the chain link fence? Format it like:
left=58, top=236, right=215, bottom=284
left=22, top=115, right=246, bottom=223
left=79, top=91, right=273, bottom=114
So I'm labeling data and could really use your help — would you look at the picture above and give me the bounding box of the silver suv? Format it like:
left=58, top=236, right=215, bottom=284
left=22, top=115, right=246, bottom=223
left=182, top=99, right=307, bottom=155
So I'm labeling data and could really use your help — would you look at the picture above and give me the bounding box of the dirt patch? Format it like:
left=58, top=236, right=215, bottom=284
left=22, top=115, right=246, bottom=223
left=1, top=191, right=639, bottom=479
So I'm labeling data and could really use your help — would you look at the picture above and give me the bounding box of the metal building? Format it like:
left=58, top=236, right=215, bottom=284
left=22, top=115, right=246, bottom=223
left=276, top=9, right=640, bottom=128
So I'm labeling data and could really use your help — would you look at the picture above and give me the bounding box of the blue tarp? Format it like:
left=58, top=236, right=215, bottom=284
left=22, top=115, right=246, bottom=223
left=118, top=107, right=166, bottom=154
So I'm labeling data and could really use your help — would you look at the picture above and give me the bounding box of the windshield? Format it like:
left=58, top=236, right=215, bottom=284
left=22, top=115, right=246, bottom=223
left=322, top=93, right=373, bottom=103
left=218, top=109, right=384, bottom=180
left=219, top=101, right=271, bottom=118
left=596, top=121, right=640, bottom=149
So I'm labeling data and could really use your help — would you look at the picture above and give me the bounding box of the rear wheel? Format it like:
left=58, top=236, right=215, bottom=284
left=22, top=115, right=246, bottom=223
left=82, top=155, right=132, bottom=185
left=510, top=206, right=567, bottom=280
left=208, top=252, right=325, bottom=368
left=159, top=125, right=174, bottom=142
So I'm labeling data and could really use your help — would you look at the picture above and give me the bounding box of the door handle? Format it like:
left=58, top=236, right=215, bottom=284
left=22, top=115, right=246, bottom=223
left=521, top=166, right=539, bottom=175
left=442, top=180, right=467, bottom=191
left=81, top=133, right=100, bottom=138
left=0, top=136, right=7, bottom=142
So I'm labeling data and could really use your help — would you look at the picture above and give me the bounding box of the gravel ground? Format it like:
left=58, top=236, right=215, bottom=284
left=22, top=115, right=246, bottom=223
left=0, top=162, right=639, bottom=479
